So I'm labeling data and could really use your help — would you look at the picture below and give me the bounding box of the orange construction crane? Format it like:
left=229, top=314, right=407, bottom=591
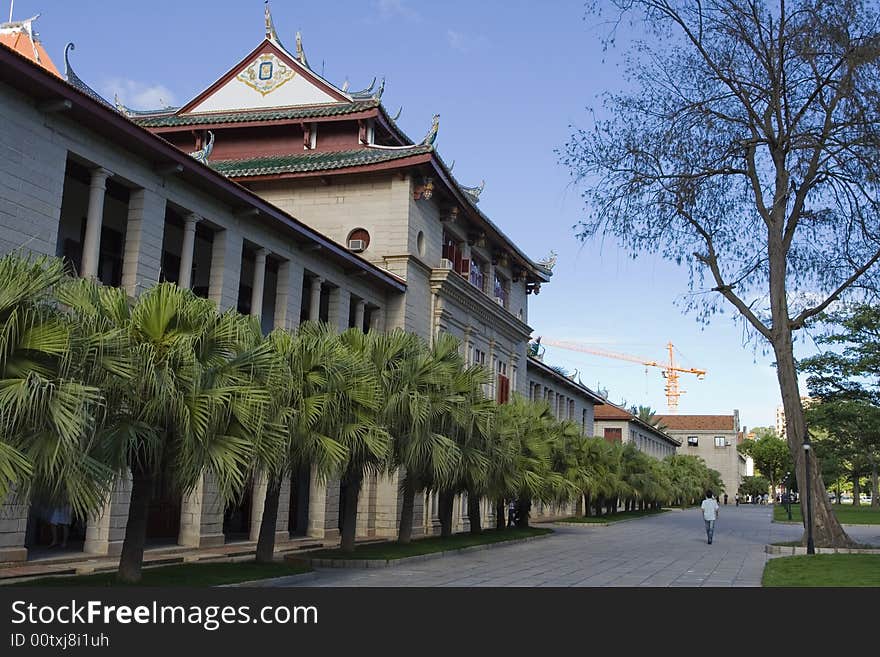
left=530, top=338, right=706, bottom=413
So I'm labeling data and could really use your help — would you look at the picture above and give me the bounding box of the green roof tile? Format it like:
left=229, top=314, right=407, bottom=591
left=134, top=100, right=380, bottom=128
left=209, top=146, right=433, bottom=177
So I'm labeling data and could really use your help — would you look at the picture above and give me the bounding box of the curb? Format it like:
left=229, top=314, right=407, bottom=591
left=771, top=519, right=879, bottom=528
left=546, top=512, right=669, bottom=528
left=765, top=544, right=880, bottom=556
left=302, top=532, right=552, bottom=569
left=218, top=571, right=319, bottom=587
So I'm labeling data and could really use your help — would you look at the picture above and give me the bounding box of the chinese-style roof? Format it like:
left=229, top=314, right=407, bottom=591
left=211, top=144, right=434, bottom=177
left=0, top=15, right=59, bottom=77
left=0, top=42, right=407, bottom=295
left=134, top=99, right=382, bottom=128
left=655, top=415, right=736, bottom=431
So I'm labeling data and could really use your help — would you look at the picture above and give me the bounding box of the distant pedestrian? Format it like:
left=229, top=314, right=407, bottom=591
left=701, top=490, right=719, bottom=545
left=762, top=493, right=769, bottom=505
left=723, top=493, right=728, bottom=505
left=507, top=499, right=516, bottom=528
left=735, top=493, right=740, bottom=506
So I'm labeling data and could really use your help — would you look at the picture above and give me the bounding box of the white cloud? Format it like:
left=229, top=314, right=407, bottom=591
left=101, top=78, right=177, bottom=109
left=446, top=29, right=488, bottom=53
left=377, top=0, right=420, bottom=20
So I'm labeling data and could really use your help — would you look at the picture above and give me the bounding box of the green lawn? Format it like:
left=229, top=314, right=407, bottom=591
left=774, top=503, right=880, bottom=525
left=763, top=554, right=880, bottom=587
left=308, top=527, right=551, bottom=560
left=557, top=509, right=667, bottom=524
left=12, top=560, right=313, bottom=587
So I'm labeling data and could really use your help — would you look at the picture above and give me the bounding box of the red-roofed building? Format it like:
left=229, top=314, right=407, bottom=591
left=593, top=404, right=680, bottom=459
left=656, top=412, right=747, bottom=501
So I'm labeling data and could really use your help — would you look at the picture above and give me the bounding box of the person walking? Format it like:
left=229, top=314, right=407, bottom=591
left=735, top=493, right=740, bottom=507
left=723, top=493, right=728, bottom=505
left=701, top=490, right=720, bottom=545
left=507, top=499, right=517, bottom=528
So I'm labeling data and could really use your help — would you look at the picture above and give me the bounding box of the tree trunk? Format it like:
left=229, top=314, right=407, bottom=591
left=495, top=498, right=505, bottom=529
left=515, top=496, right=531, bottom=528
left=116, top=466, right=152, bottom=584
left=438, top=490, right=455, bottom=537
left=255, top=475, right=282, bottom=564
left=584, top=492, right=591, bottom=517
left=397, top=476, right=418, bottom=544
left=595, top=495, right=604, bottom=516
left=852, top=476, right=861, bottom=507
left=339, top=468, right=363, bottom=553
left=467, top=491, right=482, bottom=535
left=773, top=331, right=854, bottom=547
left=872, top=461, right=878, bottom=508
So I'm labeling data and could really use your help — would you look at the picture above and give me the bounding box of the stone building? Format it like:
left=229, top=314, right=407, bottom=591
left=0, top=10, right=605, bottom=560
left=593, top=404, right=680, bottom=459
left=655, top=412, right=747, bottom=499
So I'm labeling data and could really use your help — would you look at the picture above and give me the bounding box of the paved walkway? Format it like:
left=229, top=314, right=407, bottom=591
left=268, top=505, right=880, bottom=587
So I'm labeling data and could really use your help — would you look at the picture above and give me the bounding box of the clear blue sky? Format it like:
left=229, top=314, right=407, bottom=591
left=19, top=0, right=822, bottom=429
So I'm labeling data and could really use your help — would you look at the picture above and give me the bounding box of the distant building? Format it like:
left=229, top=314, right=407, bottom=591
left=593, top=405, right=680, bottom=460
left=775, top=397, right=816, bottom=439
left=656, top=412, right=747, bottom=497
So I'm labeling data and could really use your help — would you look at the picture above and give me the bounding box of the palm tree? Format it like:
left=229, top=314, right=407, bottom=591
left=63, top=282, right=273, bottom=582
left=0, top=254, right=122, bottom=518
left=333, top=328, right=392, bottom=552
left=433, top=359, right=493, bottom=537
left=254, top=322, right=355, bottom=562
left=634, top=405, right=668, bottom=432
left=492, top=395, right=558, bottom=528
left=360, top=330, right=461, bottom=544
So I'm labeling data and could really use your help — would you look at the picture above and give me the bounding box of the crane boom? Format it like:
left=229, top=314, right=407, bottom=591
left=532, top=338, right=706, bottom=413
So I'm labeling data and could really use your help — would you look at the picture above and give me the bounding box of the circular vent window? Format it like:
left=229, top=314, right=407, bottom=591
left=347, top=228, right=370, bottom=252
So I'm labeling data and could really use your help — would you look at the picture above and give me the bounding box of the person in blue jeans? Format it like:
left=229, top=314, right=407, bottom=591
left=701, top=490, right=720, bottom=544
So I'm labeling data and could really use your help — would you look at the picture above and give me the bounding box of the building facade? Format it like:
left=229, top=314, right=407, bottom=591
left=0, top=10, right=600, bottom=560
left=656, top=412, right=747, bottom=498
left=593, top=405, right=680, bottom=459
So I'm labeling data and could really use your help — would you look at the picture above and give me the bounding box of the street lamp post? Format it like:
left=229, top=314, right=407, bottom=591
left=803, top=437, right=815, bottom=555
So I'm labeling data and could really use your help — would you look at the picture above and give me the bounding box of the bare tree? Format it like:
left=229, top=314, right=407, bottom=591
left=564, top=0, right=880, bottom=547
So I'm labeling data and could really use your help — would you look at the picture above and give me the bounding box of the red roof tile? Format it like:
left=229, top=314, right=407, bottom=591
left=655, top=415, right=735, bottom=431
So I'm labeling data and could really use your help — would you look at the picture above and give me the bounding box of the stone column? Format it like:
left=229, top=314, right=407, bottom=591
left=274, top=259, right=304, bottom=330
left=121, top=188, right=166, bottom=297
left=308, top=276, right=323, bottom=321
left=354, top=299, right=366, bottom=333
left=307, top=471, right=340, bottom=541
left=80, top=167, right=112, bottom=280
left=250, top=248, right=269, bottom=320
left=208, top=227, right=242, bottom=311
left=369, top=306, right=384, bottom=333
left=84, top=471, right=132, bottom=556
left=178, top=472, right=225, bottom=548
left=178, top=213, right=200, bottom=290
left=328, top=286, right=350, bottom=332
left=0, top=492, right=29, bottom=562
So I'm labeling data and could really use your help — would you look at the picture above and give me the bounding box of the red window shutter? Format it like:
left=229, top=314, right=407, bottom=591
left=497, top=375, right=510, bottom=404
left=603, top=427, right=622, bottom=444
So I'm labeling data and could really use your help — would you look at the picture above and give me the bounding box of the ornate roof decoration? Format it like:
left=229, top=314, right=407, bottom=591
left=349, top=77, right=377, bottom=99
left=63, top=43, right=114, bottom=109
left=114, top=93, right=179, bottom=118
left=341, top=78, right=350, bottom=92
left=295, top=31, right=309, bottom=68
left=189, top=131, right=215, bottom=164
left=391, top=106, right=402, bottom=121
left=537, top=250, right=558, bottom=271
left=449, top=160, right=455, bottom=172
left=460, top=179, right=485, bottom=203
left=0, top=13, right=60, bottom=76
left=421, top=114, right=440, bottom=146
